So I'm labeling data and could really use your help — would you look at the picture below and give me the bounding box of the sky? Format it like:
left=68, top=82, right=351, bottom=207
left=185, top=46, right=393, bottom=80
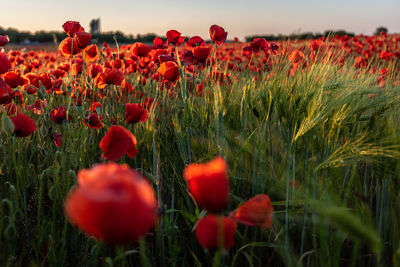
left=1, top=0, right=399, bottom=40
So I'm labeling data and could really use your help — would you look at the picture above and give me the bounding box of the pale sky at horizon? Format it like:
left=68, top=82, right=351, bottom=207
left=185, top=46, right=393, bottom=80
left=1, top=0, right=399, bottom=40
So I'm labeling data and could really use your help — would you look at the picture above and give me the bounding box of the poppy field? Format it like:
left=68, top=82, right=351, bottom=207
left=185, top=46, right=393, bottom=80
left=1, top=21, right=400, bottom=266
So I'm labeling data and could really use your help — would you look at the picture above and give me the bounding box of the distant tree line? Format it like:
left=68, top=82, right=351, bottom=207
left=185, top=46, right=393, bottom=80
left=0, top=27, right=163, bottom=44
left=245, top=30, right=356, bottom=42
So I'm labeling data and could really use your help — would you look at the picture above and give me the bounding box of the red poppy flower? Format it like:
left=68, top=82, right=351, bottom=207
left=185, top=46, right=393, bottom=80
left=74, top=31, right=92, bottom=49
left=10, top=114, right=37, bottom=137
left=183, top=157, right=229, bottom=212
left=230, top=194, right=273, bottom=229
left=195, top=214, right=237, bottom=250
left=83, top=113, right=104, bottom=129
left=50, top=106, right=71, bottom=124
left=158, top=61, right=179, bottom=82
left=125, top=103, right=149, bottom=124
left=62, top=21, right=85, bottom=37
left=0, top=35, right=9, bottom=46
left=84, top=44, right=99, bottom=63
left=243, top=38, right=268, bottom=53
left=209, top=25, right=228, bottom=45
left=0, top=52, right=11, bottom=74
left=64, top=163, right=158, bottom=244
left=166, top=30, right=184, bottom=46
left=52, top=133, right=62, bottom=147
left=99, top=125, right=138, bottom=161
left=192, top=46, right=212, bottom=62
left=158, top=55, right=176, bottom=64
left=3, top=71, right=28, bottom=88
left=0, top=77, right=12, bottom=104
left=94, top=69, right=125, bottom=89
left=185, top=36, right=205, bottom=48
left=131, top=42, right=151, bottom=57
left=59, top=37, right=81, bottom=58
left=288, top=50, right=305, bottom=66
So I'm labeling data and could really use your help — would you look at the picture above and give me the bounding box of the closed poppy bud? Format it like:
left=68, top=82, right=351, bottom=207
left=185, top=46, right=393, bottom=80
left=99, top=125, right=138, bottom=161
left=0, top=52, right=11, bottom=74
left=158, top=61, right=179, bottom=82
left=62, top=21, right=85, bottom=37
left=83, top=113, right=104, bottom=129
left=0, top=35, right=9, bottom=46
left=10, top=114, right=36, bottom=137
left=74, top=31, right=92, bottom=49
left=64, top=163, right=158, bottom=244
left=131, top=42, right=151, bottom=57
left=183, top=157, right=229, bottom=212
left=166, top=30, right=184, bottom=46
left=209, top=25, right=228, bottom=45
left=1, top=115, right=14, bottom=135
left=125, top=103, right=149, bottom=124
left=230, top=194, right=273, bottom=229
left=195, top=214, right=237, bottom=250
left=192, top=46, right=212, bottom=62
left=59, top=37, right=81, bottom=58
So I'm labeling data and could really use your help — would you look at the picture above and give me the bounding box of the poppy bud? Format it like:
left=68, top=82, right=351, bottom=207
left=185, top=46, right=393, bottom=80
left=1, top=115, right=14, bottom=135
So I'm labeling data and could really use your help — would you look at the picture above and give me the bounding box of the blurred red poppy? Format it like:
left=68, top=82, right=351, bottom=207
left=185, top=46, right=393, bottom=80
left=65, top=163, right=158, bottom=244
left=0, top=77, right=12, bottom=104
left=166, top=30, right=184, bottom=46
left=84, top=44, right=99, bottom=63
left=125, top=103, right=149, bottom=124
left=50, top=106, right=71, bottom=124
left=59, top=37, right=81, bottom=58
left=243, top=38, right=268, bottom=53
left=209, top=25, right=227, bottom=45
left=185, top=36, right=205, bottom=48
left=131, top=42, right=151, bottom=57
left=183, top=157, right=229, bottom=212
left=195, top=214, right=237, bottom=250
left=83, top=113, right=104, bottom=129
left=52, top=133, right=62, bottom=147
left=158, top=61, right=179, bottom=82
left=10, top=114, right=37, bottom=137
left=74, top=31, right=92, bottom=49
left=95, top=69, right=125, bottom=89
left=0, top=52, right=11, bottom=74
left=230, top=194, right=273, bottom=229
left=62, top=21, right=84, bottom=37
left=0, top=35, right=9, bottom=46
left=99, top=125, right=138, bottom=161
left=192, top=46, right=212, bottom=62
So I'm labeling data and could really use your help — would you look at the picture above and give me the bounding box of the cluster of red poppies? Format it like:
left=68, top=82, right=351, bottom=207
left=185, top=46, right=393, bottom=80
left=1, top=20, right=399, bottom=249
left=184, top=157, right=273, bottom=250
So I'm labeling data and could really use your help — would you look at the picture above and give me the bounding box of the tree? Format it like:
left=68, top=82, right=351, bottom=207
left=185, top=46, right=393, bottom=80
left=374, top=27, right=388, bottom=36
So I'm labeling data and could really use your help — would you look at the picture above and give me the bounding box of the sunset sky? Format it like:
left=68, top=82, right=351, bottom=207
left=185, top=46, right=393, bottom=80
left=1, top=0, right=399, bottom=40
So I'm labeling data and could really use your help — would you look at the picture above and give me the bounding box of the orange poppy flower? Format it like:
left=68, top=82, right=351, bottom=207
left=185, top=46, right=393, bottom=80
left=84, top=44, right=99, bottom=63
left=131, top=42, right=151, bottom=57
left=158, top=61, right=179, bottom=82
left=59, top=37, right=81, bottom=58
